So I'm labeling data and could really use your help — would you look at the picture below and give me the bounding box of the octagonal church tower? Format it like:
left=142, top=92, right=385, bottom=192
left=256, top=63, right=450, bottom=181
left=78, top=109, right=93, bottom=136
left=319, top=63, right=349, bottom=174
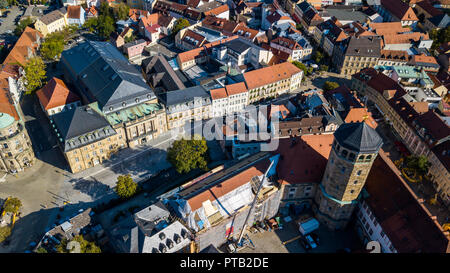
left=313, top=122, right=383, bottom=230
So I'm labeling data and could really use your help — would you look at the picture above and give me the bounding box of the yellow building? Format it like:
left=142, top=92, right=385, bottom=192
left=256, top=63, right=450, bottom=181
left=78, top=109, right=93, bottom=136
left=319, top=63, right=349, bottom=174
left=34, top=9, right=67, bottom=37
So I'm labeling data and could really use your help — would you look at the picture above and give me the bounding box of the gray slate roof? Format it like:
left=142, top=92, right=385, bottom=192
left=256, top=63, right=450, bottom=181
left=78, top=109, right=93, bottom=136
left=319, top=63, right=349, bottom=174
left=345, top=36, right=382, bottom=57
left=334, top=122, right=383, bottom=153
left=223, top=38, right=252, bottom=54
left=52, top=105, right=116, bottom=152
left=61, top=41, right=156, bottom=114
left=142, top=55, right=186, bottom=92
left=160, top=85, right=211, bottom=114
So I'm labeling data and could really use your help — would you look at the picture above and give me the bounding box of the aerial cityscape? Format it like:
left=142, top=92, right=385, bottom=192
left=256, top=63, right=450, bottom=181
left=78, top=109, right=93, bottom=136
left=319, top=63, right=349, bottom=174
left=0, top=0, right=448, bottom=256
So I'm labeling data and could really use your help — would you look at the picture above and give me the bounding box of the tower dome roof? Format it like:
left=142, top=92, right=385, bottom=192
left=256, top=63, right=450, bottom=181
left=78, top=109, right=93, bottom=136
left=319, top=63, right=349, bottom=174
left=334, top=122, right=383, bottom=153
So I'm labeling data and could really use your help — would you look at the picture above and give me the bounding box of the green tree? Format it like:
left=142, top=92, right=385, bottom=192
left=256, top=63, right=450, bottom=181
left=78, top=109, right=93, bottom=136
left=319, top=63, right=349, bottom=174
left=114, top=175, right=138, bottom=199
left=99, top=2, right=112, bottom=17
left=0, top=226, right=11, bottom=243
left=97, top=15, right=115, bottom=39
left=172, top=18, right=190, bottom=36
left=14, top=17, right=33, bottom=37
left=314, top=50, right=324, bottom=64
left=24, top=57, right=46, bottom=94
left=113, top=3, right=130, bottom=21
left=57, top=235, right=101, bottom=253
left=167, top=136, right=208, bottom=174
left=0, top=0, right=8, bottom=9
left=40, top=32, right=65, bottom=60
left=83, top=17, right=98, bottom=32
left=323, top=81, right=340, bottom=92
left=406, top=155, right=431, bottom=176
left=3, top=197, right=22, bottom=214
left=292, top=61, right=312, bottom=78
left=430, top=26, right=450, bottom=53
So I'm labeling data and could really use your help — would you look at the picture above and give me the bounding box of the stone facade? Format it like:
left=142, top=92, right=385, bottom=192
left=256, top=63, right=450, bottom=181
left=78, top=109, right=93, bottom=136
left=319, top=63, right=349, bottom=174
left=313, top=128, right=381, bottom=230
left=0, top=119, right=35, bottom=174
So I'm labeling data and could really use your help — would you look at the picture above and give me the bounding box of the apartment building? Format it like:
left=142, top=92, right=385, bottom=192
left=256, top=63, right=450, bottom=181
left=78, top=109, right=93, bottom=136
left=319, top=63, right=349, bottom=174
left=352, top=68, right=450, bottom=205
left=313, top=19, right=348, bottom=57
left=244, top=62, right=303, bottom=103
left=333, top=36, right=382, bottom=77
left=210, top=82, right=249, bottom=117
left=270, top=37, right=311, bottom=61
left=34, top=9, right=68, bottom=37
left=160, top=85, right=212, bottom=130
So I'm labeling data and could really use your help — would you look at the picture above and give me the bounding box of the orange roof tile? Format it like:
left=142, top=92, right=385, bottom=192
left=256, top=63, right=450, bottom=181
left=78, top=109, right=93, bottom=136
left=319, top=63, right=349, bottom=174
left=3, top=27, right=42, bottom=67
left=0, top=77, right=19, bottom=121
left=36, top=78, right=80, bottom=110
left=225, top=82, right=247, bottom=96
left=203, top=4, right=229, bottom=16
left=210, top=87, right=227, bottom=100
left=276, top=134, right=334, bottom=185
left=344, top=108, right=378, bottom=129
left=243, top=62, right=302, bottom=90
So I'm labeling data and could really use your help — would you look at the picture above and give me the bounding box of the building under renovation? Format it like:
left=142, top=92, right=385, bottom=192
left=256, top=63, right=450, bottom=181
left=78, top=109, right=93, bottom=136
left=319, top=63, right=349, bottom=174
left=164, top=152, right=282, bottom=251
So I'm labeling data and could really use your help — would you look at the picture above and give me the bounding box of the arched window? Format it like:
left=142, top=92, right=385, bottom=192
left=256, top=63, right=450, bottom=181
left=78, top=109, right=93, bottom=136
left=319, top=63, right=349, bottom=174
left=358, top=155, right=365, bottom=162
left=365, top=155, right=372, bottom=162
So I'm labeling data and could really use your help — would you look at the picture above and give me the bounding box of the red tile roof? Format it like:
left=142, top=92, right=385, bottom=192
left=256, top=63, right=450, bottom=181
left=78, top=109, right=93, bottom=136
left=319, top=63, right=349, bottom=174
left=36, top=78, right=80, bottom=110
left=276, top=134, right=334, bottom=185
left=365, top=151, right=450, bottom=253
left=243, top=62, right=302, bottom=90
left=210, top=87, right=227, bottom=100
left=0, top=77, right=19, bottom=121
left=3, top=27, right=42, bottom=67
left=414, top=110, right=450, bottom=142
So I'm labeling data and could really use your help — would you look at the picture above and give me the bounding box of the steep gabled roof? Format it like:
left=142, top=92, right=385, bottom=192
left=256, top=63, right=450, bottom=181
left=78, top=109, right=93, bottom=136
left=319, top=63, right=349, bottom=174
left=36, top=77, right=80, bottom=110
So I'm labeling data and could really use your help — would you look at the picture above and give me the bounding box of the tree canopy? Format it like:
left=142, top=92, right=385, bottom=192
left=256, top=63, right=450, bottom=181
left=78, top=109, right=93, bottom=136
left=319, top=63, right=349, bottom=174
left=167, top=136, right=209, bottom=174
left=57, top=235, right=101, bottom=253
left=114, top=175, right=138, bottom=199
left=323, top=81, right=340, bottom=92
left=405, top=155, right=431, bottom=176
left=14, top=17, right=34, bottom=37
left=172, top=18, right=190, bottom=36
left=24, top=57, right=46, bottom=94
left=0, top=0, right=8, bottom=9
left=113, top=3, right=130, bottom=21
left=314, top=51, right=324, bottom=64
left=40, top=32, right=66, bottom=60
left=429, top=26, right=450, bottom=54
left=97, top=14, right=115, bottom=39
left=292, top=61, right=312, bottom=78
left=3, top=197, right=22, bottom=214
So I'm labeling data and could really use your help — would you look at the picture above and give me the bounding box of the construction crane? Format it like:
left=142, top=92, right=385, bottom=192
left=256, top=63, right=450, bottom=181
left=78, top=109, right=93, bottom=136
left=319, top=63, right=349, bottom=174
left=236, top=160, right=275, bottom=248
left=282, top=235, right=302, bottom=245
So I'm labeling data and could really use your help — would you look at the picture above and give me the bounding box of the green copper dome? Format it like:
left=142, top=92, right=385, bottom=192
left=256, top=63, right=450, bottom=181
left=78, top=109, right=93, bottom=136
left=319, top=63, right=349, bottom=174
left=0, top=112, right=15, bottom=129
